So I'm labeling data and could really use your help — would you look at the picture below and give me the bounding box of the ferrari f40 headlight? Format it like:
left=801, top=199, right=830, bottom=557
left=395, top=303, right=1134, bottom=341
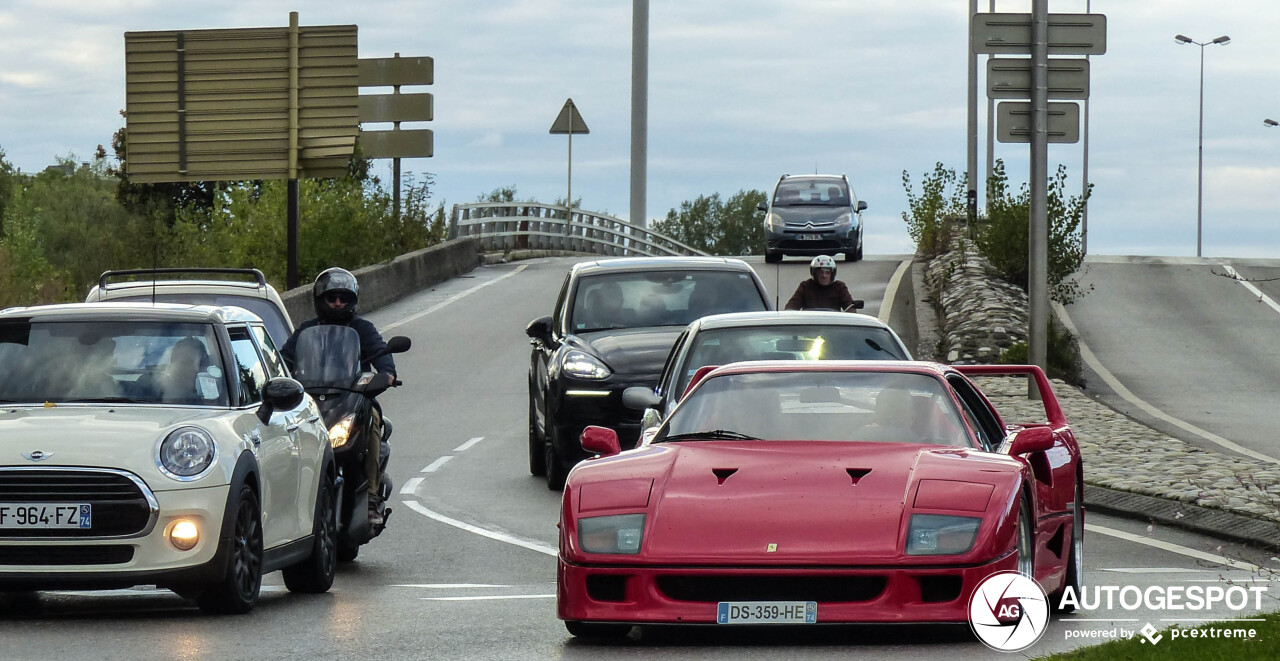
left=158, top=426, right=217, bottom=480
left=906, top=514, right=981, bottom=555
left=329, top=414, right=356, bottom=449
left=578, top=513, right=646, bottom=554
left=562, top=350, right=611, bottom=380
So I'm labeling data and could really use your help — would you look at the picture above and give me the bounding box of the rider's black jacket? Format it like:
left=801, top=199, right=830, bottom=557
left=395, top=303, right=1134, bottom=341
left=280, top=316, right=397, bottom=376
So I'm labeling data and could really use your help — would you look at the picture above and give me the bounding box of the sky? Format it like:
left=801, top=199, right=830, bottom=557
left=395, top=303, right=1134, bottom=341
left=1, top=0, right=1278, bottom=258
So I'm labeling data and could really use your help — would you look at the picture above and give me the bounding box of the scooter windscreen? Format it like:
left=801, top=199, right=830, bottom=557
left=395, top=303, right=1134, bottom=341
left=291, top=324, right=362, bottom=389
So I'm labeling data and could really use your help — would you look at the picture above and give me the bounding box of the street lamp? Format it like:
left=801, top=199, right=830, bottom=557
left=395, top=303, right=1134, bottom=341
left=1174, top=34, right=1231, bottom=258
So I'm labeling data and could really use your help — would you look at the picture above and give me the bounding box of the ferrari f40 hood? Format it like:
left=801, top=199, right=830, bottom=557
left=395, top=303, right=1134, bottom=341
left=631, top=441, right=1022, bottom=564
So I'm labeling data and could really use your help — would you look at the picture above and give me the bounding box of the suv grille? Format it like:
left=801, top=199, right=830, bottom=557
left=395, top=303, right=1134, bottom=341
left=0, top=470, right=154, bottom=538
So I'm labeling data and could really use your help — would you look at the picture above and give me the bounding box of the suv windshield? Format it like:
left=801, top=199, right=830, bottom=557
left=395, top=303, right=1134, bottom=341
left=0, top=320, right=227, bottom=406
left=773, top=178, right=849, bottom=207
left=570, top=270, right=765, bottom=332
left=115, top=293, right=290, bottom=348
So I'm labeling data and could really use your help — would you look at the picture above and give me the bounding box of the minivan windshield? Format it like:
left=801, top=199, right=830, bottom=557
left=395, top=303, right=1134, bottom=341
left=773, top=178, right=849, bottom=207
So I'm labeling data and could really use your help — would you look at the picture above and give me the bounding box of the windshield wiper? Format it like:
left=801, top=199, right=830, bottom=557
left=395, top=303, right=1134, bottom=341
left=661, top=429, right=760, bottom=442
left=865, top=338, right=905, bottom=360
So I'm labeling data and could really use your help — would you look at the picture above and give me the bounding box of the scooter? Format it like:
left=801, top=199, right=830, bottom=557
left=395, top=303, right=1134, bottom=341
left=290, top=324, right=411, bottom=561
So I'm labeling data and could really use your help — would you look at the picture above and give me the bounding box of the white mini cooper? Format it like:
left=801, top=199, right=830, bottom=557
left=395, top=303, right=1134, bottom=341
left=0, top=303, right=335, bottom=613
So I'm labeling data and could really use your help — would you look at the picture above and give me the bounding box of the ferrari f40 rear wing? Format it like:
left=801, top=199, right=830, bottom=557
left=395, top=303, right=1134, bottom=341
left=953, top=364, right=1067, bottom=429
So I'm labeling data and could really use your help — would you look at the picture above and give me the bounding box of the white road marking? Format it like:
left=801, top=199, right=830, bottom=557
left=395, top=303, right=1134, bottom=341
left=1086, top=523, right=1260, bottom=571
left=422, top=594, right=556, bottom=601
left=879, top=259, right=912, bottom=326
left=1069, top=618, right=1141, bottom=622
left=1221, top=265, right=1280, bottom=317
left=1100, top=567, right=1211, bottom=574
left=422, top=456, right=453, bottom=472
left=47, top=585, right=288, bottom=598
left=383, top=264, right=529, bottom=331
left=401, top=499, right=558, bottom=557
left=392, top=583, right=511, bottom=589
left=400, top=476, right=424, bottom=495
left=1162, top=618, right=1266, bottom=622
left=453, top=436, right=484, bottom=452
left=1054, top=301, right=1280, bottom=465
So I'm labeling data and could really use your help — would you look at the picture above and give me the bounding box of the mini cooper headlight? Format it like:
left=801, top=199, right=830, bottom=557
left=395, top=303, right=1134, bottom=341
left=329, top=415, right=357, bottom=449
left=578, top=513, right=646, bottom=554
left=562, top=350, right=611, bottom=380
left=158, top=426, right=217, bottom=480
left=906, top=514, right=982, bottom=555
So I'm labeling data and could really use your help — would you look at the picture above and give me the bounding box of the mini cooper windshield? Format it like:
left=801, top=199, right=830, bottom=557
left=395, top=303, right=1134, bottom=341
left=656, top=370, right=970, bottom=447
left=0, top=320, right=227, bottom=406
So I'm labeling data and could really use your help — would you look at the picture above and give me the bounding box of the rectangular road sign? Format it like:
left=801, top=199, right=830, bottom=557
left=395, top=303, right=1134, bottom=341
left=987, top=58, right=1090, bottom=99
left=996, top=102, right=1080, bottom=144
left=358, top=56, right=433, bottom=86
left=973, top=13, right=1106, bottom=55
left=359, top=93, right=433, bottom=123
left=359, top=128, right=433, bottom=158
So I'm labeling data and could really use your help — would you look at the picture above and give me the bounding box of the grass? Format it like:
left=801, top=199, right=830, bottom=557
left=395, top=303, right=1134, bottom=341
left=1034, top=610, right=1280, bottom=660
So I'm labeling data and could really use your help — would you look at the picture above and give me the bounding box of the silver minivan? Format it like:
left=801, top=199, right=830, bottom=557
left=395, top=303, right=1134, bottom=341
left=759, top=174, right=866, bottom=263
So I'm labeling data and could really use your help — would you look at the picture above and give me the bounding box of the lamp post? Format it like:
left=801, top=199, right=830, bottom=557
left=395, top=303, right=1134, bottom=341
left=1174, top=33, right=1230, bottom=258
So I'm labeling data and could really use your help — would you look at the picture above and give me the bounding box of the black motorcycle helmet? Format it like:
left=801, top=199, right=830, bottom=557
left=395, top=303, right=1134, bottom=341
left=312, top=267, right=360, bottom=324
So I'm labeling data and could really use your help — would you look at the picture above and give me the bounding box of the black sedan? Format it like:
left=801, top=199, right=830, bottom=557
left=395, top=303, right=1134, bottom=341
left=526, top=257, right=772, bottom=489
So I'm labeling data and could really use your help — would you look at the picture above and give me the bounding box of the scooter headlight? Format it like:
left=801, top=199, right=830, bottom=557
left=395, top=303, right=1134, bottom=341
left=329, top=415, right=357, bottom=449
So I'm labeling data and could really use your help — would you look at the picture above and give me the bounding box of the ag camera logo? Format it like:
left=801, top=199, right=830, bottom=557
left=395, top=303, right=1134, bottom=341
left=969, top=571, right=1050, bottom=652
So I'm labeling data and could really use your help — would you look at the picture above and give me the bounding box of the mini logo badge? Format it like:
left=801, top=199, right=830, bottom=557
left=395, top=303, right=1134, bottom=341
left=969, top=571, right=1049, bottom=652
left=22, top=450, right=53, bottom=462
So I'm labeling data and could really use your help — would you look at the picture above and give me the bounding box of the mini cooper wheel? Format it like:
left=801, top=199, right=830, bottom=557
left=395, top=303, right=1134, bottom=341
left=283, top=470, right=338, bottom=593
left=565, top=621, right=632, bottom=639
left=198, top=485, right=264, bottom=614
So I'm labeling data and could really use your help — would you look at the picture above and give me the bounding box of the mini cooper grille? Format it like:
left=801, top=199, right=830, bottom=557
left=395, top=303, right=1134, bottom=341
left=657, top=575, right=887, bottom=603
left=0, top=470, right=152, bottom=538
left=0, top=545, right=134, bottom=565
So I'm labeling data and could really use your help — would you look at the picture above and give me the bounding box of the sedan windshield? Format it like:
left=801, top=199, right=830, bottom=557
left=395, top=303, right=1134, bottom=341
left=676, top=324, right=908, bottom=395
left=571, top=270, right=765, bottom=332
left=0, top=320, right=228, bottom=406
left=657, top=370, right=970, bottom=447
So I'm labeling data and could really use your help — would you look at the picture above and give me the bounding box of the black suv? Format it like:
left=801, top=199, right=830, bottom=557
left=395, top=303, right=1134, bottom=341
left=760, top=174, right=866, bottom=263
left=525, top=257, right=772, bottom=489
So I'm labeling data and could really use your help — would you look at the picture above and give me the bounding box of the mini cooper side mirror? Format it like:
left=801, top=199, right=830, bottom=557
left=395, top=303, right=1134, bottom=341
left=581, top=426, right=621, bottom=457
left=257, top=377, right=305, bottom=424
left=1008, top=426, right=1055, bottom=455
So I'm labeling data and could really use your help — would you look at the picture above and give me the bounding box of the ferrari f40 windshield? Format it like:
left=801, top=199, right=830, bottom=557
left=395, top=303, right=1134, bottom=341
left=0, top=320, right=227, bottom=406
left=657, top=370, right=970, bottom=447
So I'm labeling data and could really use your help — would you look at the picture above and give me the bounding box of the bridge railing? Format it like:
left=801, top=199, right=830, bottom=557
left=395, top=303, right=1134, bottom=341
left=448, top=202, right=707, bottom=257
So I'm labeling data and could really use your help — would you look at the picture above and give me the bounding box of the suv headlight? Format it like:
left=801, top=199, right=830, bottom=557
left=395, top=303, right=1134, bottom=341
left=579, top=513, right=646, bottom=554
left=906, top=514, right=981, bottom=555
left=834, top=211, right=853, bottom=227
left=158, top=426, right=217, bottom=480
left=765, top=212, right=785, bottom=229
left=328, top=414, right=357, bottom=449
left=562, top=350, right=611, bottom=380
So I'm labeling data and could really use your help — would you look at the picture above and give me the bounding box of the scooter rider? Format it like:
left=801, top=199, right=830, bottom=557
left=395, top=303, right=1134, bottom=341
left=784, top=255, right=858, bottom=311
left=281, top=267, right=397, bottom=526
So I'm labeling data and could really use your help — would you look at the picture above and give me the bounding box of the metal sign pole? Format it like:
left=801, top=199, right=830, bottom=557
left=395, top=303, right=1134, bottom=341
left=967, top=0, right=979, bottom=235
left=1029, top=0, right=1050, bottom=382
left=287, top=11, right=300, bottom=290
left=567, top=112, right=573, bottom=234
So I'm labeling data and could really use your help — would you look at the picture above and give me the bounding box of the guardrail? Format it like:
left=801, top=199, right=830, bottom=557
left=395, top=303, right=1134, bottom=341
left=448, top=202, right=707, bottom=257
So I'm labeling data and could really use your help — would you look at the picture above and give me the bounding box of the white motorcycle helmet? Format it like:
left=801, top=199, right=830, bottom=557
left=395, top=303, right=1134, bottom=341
left=810, top=255, right=837, bottom=280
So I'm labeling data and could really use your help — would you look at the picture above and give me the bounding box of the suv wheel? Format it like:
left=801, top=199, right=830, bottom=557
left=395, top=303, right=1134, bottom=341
left=528, top=387, right=547, bottom=476
left=764, top=251, right=782, bottom=264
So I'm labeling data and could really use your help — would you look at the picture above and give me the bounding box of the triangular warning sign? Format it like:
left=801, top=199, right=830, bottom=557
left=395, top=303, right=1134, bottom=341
left=549, top=98, right=589, bottom=134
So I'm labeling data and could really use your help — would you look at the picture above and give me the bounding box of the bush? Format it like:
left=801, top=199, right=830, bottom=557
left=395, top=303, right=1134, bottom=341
left=977, top=159, right=1091, bottom=305
left=997, top=318, right=1084, bottom=386
left=901, top=163, right=967, bottom=259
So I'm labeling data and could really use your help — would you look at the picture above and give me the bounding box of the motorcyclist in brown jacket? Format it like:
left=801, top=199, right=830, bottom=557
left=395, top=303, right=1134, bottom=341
left=784, top=255, right=859, bottom=311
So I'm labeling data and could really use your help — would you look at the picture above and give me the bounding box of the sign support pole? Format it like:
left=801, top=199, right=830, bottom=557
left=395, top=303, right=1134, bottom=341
left=287, top=11, right=301, bottom=290
left=1029, top=0, right=1050, bottom=392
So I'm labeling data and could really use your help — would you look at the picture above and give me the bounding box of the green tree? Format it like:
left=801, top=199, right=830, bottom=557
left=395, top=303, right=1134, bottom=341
left=901, top=162, right=967, bottom=258
left=651, top=189, right=766, bottom=256
left=977, top=159, right=1090, bottom=305
left=0, top=146, right=14, bottom=235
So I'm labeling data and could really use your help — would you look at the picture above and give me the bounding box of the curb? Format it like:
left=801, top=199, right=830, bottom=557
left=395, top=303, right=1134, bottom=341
left=481, top=249, right=595, bottom=265
left=1084, top=484, right=1280, bottom=551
